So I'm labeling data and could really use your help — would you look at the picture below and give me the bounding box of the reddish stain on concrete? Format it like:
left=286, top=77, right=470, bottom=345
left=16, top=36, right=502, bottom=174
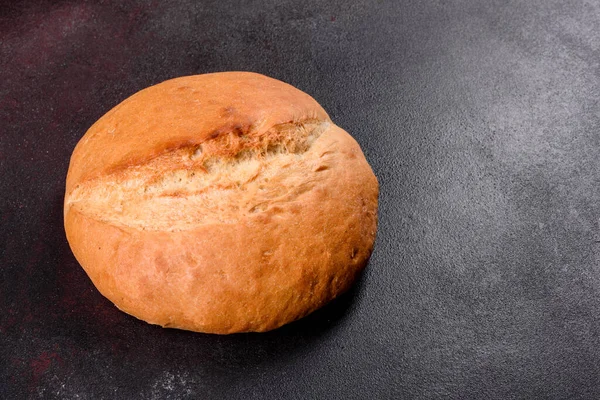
left=10, top=4, right=92, bottom=69
left=29, top=351, right=63, bottom=384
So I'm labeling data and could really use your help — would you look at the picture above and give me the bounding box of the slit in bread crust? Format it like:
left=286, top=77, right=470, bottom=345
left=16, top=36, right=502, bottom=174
left=66, top=119, right=334, bottom=231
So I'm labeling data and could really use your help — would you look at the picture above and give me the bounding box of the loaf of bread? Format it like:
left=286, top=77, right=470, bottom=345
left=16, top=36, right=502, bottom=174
left=64, top=72, right=378, bottom=334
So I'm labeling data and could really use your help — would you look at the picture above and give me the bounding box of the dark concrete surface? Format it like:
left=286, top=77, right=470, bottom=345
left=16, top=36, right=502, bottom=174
left=2, top=0, right=600, bottom=398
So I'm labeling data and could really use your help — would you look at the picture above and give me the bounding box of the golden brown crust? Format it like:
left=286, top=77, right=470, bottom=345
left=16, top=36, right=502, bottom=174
left=65, top=72, right=329, bottom=194
left=64, top=72, right=378, bottom=334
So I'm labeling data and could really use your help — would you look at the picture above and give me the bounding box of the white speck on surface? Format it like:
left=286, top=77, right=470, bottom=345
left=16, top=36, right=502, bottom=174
left=149, top=371, right=194, bottom=399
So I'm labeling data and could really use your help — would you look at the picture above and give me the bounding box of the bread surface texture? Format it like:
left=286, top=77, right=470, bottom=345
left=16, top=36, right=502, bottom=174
left=64, top=72, right=378, bottom=333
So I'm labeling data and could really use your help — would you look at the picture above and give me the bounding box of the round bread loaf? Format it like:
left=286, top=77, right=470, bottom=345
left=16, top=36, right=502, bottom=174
left=64, top=72, right=378, bottom=334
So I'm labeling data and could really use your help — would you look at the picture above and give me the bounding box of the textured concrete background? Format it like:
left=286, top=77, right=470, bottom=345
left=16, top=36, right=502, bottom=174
left=2, top=0, right=600, bottom=398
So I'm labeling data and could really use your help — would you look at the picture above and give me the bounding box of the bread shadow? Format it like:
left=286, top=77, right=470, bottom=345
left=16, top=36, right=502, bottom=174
left=154, top=269, right=366, bottom=369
